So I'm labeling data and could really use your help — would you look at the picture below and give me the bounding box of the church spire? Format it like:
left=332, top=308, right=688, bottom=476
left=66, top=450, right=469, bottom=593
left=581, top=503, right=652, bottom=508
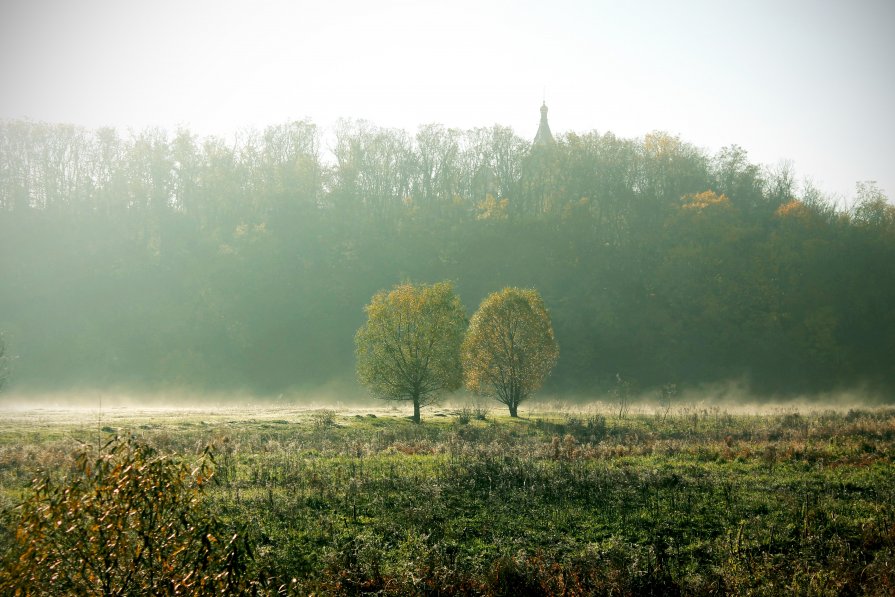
left=533, top=101, right=554, bottom=147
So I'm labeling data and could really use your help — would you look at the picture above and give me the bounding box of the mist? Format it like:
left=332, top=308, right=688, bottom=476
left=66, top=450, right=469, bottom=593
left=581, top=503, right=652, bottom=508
left=1, top=118, right=893, bottom=406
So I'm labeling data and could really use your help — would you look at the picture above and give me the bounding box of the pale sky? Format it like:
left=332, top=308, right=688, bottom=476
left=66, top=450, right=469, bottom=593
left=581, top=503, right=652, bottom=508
left=1, top=0, right=893, bottom=203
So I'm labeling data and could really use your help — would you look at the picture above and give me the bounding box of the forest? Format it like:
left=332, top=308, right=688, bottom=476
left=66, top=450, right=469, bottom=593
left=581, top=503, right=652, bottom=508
left=1, top=118, right=893, bottom=399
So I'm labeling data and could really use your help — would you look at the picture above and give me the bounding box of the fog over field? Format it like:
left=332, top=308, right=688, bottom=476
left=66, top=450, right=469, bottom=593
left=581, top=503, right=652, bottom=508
left=3, top=4, right=895, bottom=595
left=0, top=382, right=889, bottom=416
left=1, top=2, right=893, bottom=409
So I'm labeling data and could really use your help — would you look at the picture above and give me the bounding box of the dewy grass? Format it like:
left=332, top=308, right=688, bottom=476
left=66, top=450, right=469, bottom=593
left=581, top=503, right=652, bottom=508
left=1, top=403, right=894, bottom=595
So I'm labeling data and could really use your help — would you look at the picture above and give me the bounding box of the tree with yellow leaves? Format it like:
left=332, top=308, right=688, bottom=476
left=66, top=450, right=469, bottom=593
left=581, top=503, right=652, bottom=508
left=462, top=288, right=559, bottom=417
left=355, top=282, right=466, bottom=423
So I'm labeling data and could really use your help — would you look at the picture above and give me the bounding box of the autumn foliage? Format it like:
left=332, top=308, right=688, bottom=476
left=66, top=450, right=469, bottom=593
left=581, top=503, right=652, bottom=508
left=0, top=437, right=255, bottom=596
left=463, top=287, right=559, bottom=416
left=355, top=282, right=467, bottom=422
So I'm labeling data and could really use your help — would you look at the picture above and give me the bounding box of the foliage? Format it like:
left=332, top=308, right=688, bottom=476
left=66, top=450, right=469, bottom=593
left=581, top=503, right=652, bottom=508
left=355, top=282, right=466, bottom=422
left=463, top=287, right=559, bottom=416
left=1, top=118, right=894, bottom=396
left=0, top=436, right=256, bottom=596
left=311, top=408, right=337, bottom=430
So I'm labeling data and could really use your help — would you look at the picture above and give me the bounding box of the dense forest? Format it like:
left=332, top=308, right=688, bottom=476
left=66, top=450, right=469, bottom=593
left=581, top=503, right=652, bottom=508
left=0, top=118, right=893, bottom=398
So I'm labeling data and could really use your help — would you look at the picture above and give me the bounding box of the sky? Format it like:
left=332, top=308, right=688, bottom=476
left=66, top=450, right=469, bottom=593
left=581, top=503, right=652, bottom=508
left=1, top=0, right=893, bottom=204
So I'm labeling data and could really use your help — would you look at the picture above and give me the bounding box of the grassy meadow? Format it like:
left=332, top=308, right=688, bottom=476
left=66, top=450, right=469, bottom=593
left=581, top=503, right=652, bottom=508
left=1, top=400, right=894, bottom=595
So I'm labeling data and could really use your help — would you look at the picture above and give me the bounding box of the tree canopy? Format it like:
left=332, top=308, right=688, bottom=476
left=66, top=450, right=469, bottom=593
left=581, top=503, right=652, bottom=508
left=355, top=282, right=466, bottom=421
left=1, top=118, right=893, bottom=399
left=463, top=288, right=559, bottom=416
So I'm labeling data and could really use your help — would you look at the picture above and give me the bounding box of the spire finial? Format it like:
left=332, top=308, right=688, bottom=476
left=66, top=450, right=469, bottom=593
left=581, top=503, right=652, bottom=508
left=533, top=99, right=554, bottom=147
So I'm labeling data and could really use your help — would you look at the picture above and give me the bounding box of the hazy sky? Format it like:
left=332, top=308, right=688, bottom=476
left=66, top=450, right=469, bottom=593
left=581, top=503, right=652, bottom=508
left=1, top=0, right=892, bottom=202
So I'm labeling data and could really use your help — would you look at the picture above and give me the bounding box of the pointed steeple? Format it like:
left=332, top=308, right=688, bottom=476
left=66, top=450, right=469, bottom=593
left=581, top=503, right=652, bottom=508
left=533, top=101, right=554, bottom=147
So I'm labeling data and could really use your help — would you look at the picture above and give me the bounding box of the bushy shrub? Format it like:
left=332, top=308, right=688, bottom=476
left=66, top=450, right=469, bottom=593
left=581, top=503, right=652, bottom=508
left=0, top=436, right=256, bottom=596
left=455, top=406, right=472, bottom=425
left=311, top=408, right=337, bottom=430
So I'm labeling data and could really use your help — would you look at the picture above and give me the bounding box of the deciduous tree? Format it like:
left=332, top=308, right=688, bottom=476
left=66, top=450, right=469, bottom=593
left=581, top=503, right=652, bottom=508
left=355, top=282, right=466, bottom=422
left=463, top=288, right=559, bottom=417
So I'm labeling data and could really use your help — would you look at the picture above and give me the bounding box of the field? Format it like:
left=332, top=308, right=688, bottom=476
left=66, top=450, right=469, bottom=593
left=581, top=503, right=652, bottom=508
left=1, top=400, right=894, bottom=595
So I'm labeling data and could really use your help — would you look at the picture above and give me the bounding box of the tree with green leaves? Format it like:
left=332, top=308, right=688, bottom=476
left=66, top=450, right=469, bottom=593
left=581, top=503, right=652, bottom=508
left=355, top=281, right=466, bottom=423
left=462, top=287, right=559, bottom=417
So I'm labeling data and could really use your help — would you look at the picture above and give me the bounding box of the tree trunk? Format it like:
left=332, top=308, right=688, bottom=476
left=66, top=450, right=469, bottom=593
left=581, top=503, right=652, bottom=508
left=509, top=403, right=518, bottom=417
left=412, top=398, right=421, bottom=424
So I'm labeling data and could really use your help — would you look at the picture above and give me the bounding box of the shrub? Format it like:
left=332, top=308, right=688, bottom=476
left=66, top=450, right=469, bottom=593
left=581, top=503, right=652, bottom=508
left=0, top=436, right=256, bottom=596
left=312, top=408, right=337, bottom=430
left=472, top=403, right=490, bottom=421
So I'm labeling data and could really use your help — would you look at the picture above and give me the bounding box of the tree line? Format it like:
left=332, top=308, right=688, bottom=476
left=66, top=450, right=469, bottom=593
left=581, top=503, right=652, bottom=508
left=0, top=118, right=893, bottom=398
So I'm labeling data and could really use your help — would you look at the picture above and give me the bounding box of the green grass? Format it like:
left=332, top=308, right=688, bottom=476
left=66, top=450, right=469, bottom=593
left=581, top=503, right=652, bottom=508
left=1, top=402, right=894, bottom=595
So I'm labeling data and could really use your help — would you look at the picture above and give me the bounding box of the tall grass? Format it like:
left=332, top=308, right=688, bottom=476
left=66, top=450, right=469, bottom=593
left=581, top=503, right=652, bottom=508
left=1, top=405, right=893, bottom=594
